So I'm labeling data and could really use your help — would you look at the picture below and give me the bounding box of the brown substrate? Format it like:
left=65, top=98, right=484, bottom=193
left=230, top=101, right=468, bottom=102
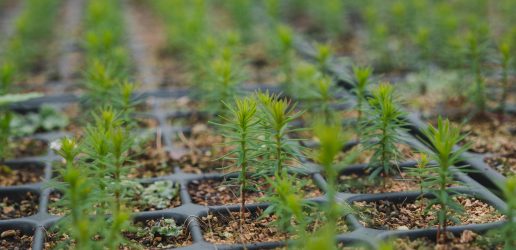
left=355, top=196, right=504, bottom=230
left=47, top=192, right=64, bottom=216
left=201, top=210, right=288, bottom=244
left=0, top=192, right=39, bottom=220
left=136, top=117, right=158, bottom=129
left=173, top=124, right=224, bottom=148
left=0, top=163, right=44, bottom=186
left=158, top=97, right=200, bottom=112
left=338, top=172, right=419, bottom=194
left=0, top=229, right=33, bottom=249
left=11, top=138, right=48, bottom=158
left=171, top=123, right=231, bottom=174
left=188, top=177, right=322, bottom=206
left=128, top=139, right=174, bottom=179
left=122, top=219, right=192, bottom=249
left=172, top=147, right=228, bottom=174
left=393, top=230, right=502, bottom=250
left=48, top=188, right=181, bottom=215
left=45, top=218, right=192, bottom=249
left=454, top=116, right=516, bottom=177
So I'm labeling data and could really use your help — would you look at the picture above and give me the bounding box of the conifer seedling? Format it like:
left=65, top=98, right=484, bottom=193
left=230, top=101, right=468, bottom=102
left=361, top=83, right=406, bottom=180
left=421, top=117, right=470, bottom=243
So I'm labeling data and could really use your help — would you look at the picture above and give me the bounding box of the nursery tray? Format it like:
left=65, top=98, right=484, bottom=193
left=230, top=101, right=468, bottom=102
left=1, top=85, right=508, bottom=250
left=294, top=38, right=513, bottom=194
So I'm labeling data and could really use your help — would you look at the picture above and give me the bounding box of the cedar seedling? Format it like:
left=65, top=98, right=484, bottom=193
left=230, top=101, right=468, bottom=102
left=498, top=41, right=512, bottom=116
left=201, top=55, right=244, bottom=116
left=308, top=0, right=344, bottom=38
left=499, top=176, right=516, bottom=249
left=314, top=43, right=333, bottom=74
left=297, top=120, right=354, bottom=250
left=262, top=172, right=312, bottom=235
left=3, top=0, right=60, bottom=76
left=361, top=83, right=406, bottom=180
left=275, top=25, right=295, bottom=89
left=290, top=62, right=321, bottom=101
left=304, top=76, right=338, bottom=125
left=224, top=0, right=253, bottom=41
left=421, top=117, right=470, bottom=243
left=313, top=123, right=351, bottom=230
left=352, top=65, right=372, bottom=126
left=0, top=63, right=15, bottom=95
left=71, top=107, right=134, bottom=249
left=465, top=29, right=488, bottom=113
left=215, top=97, right=260, bottom=237
left=405, top=153, right=430, bottom=214
left=255, top=91, right=302, bottom=175
left=263, top=0, right=280, bottom=25
left=51, top=137, right=99, bottom=250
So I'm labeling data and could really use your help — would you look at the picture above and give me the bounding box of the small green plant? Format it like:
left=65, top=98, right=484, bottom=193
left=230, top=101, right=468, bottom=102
left=224, top=0, right=253, bottom=41
left=0, top=63, right=15, bottom=95
left=51, top=137, right=98, bottom=249
left=307, top=0, right=345, bottom=38
left=150, top=218, right=183, bottom=237
left=314, top=43, right=333, bottom=74
left=83, top=61, right=136, bottom=117
left=200, top=55, right=244, bottom=116
left=405, top=153, right=430, bottom=214
left=10, top=105, right=69, bottom=136
left=352, top=65, right=373, bottom=126
left=499, top=176, right=516, bottom=249
left=214, top=96, right=260, bottom=235
left=498, top=40, right=512, bottom=116
left=361, top=83, right=406, bottom=180
left=290, top=62, right=321, bottom=100
left=141, top=181, right=180, bottom=209
left=262, top=172, right=312, bottom=235
left=2, top=0, right=60, bottom=78
left=0, top=93, right=42, bottom=164
left=313, top=122, right=352, bottom=233
left=255, top=91, right=302, bottom=176
left=304, top=76, right=339, bottom=125
left=274, top=25, right=295, bottom=89
left=465, top=28, right=488, bottom=113
left=421, top=117, right=470, bottom=243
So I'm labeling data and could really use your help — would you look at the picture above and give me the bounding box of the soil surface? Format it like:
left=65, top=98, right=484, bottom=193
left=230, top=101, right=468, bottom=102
left=0, top=192, right=39, bottom=220
left=171, top=123, right=231, bottom=174
left=338, top=172, right=420, bottom=194
left=128, top=139, right=174, bottom=179
left=201, top=210, right=288, bottom=244
left=0, top=163, right=44, bottom=186
left=11, top=138, right=48, bottom=158
left=188, top=176, right=322, bottom=206
left=355, top=196, right=504, bottom=230
left=454, top=116, right=516, bottom=177
left=393, top=230, right=502, bottom=250
left=122, top=218, right=192, bottom=249
left=0, top=229, right=33, bottom=249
